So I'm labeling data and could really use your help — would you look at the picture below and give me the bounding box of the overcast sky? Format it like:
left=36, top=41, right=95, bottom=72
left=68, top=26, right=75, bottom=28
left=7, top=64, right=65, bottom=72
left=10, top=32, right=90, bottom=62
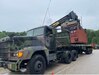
left=0, top=0, right=99, bottom=32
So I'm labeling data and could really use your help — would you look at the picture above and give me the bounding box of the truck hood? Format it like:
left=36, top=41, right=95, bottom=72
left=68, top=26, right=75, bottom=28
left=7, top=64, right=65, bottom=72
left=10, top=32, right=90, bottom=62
left=0, top=35, right=45, bottom=61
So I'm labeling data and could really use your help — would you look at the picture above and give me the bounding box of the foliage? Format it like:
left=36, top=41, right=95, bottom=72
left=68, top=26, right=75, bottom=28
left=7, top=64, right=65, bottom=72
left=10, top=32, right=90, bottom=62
left=0, top=31, right=26, bottom=38
left=86, top=29, right=99, bottom=44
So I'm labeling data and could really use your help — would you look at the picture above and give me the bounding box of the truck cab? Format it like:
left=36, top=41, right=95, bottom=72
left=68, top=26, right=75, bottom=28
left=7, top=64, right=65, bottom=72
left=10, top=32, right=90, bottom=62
left=27, top=26, right=56, bottom=50
left=0, top=26, right=57, bottom=74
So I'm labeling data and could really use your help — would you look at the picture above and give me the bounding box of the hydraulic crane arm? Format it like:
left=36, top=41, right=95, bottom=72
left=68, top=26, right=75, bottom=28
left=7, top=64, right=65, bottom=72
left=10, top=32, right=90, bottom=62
left=49, top=11, right=87, bottom=44
left=50, top=11, right=80, bottom=28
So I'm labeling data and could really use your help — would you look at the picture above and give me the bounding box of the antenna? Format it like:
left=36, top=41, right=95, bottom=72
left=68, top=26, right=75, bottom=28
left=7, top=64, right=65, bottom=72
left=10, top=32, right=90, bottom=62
left=42, top=0, right=52, bottom=26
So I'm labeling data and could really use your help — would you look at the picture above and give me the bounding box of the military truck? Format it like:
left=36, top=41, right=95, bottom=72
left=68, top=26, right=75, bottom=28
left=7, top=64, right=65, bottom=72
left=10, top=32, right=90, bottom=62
left=0, top=11, right=93, bottom=74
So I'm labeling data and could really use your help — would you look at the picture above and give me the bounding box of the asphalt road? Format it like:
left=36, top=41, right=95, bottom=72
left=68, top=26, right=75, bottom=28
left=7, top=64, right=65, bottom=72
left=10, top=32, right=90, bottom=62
left=0, top=50, right=99, bottom=74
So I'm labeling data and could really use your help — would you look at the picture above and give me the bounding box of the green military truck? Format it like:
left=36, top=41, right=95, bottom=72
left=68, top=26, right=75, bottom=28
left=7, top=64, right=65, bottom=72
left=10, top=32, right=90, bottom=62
left=0, top=11, right=93, bottom=74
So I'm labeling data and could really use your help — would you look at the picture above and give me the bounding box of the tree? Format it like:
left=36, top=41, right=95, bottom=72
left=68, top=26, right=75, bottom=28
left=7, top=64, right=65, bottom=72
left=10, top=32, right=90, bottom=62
left=0, top=31, right=26, bottom=39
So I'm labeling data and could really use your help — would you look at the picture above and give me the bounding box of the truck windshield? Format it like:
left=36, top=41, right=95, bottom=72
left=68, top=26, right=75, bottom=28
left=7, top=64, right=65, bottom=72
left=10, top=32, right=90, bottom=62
left=27, top=27, right=44, bottom=36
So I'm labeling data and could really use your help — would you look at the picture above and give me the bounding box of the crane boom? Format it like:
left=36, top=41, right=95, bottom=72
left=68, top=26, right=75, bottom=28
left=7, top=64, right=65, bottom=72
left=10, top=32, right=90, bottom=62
left=50, top=11, right=80, bottom=28
left=50, top=11, right=87, bottom=44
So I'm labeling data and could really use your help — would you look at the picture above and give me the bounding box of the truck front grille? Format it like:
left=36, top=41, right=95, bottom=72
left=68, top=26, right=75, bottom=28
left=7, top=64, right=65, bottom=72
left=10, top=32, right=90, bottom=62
left=0, top=48, right=10, bottom=60
left=0, top=42, right=10, bottom=61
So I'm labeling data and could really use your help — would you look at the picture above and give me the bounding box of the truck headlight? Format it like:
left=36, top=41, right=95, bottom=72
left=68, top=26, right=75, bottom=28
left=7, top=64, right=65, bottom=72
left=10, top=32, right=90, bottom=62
left=16, top=51, right=23, bottom=58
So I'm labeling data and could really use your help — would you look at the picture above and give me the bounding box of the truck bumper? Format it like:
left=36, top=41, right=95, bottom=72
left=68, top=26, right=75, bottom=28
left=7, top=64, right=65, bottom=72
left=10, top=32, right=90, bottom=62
left=0, top=61, right=19, bottom=71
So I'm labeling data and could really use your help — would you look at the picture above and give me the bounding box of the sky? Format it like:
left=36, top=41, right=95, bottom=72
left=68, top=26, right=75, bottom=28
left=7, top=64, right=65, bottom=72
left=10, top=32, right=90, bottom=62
left=0, top=0, right=99, bottom=32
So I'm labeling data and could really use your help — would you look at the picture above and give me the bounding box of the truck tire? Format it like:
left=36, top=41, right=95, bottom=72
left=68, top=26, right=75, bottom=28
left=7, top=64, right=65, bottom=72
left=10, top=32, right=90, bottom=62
left=63, top=51, right=72, bottom=64
left=85, top=48, right=93, bottom=54
left=27, top=55, right=46, bottom=74
left=71, top=50, right=78, bottom=61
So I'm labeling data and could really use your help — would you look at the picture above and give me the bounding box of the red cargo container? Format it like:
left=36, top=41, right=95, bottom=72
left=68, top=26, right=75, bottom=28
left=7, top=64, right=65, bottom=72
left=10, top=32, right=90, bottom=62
left=70, top=29, right=87, bottom=44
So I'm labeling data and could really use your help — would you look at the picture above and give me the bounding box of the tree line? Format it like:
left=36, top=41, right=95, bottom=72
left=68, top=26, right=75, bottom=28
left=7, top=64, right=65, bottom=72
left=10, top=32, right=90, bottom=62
left=86, top=29, right=99, bottom=44
left=0, top=31, right=26, bottom=38
left=0, top=29, right=99, bottom=44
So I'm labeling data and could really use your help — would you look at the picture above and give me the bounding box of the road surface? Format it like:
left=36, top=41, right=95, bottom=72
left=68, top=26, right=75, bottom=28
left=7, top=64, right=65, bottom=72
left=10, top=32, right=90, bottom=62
left=0, top=50, right=99, bottom=74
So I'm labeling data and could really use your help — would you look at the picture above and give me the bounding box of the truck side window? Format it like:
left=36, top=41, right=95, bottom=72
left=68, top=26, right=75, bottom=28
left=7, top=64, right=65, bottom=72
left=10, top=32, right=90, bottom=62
left=46, top=27, right=53, bottom=36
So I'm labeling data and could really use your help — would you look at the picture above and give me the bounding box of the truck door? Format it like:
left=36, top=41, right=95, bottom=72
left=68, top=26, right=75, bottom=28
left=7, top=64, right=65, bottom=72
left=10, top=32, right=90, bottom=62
left=45, top=27, right=56, bottom=50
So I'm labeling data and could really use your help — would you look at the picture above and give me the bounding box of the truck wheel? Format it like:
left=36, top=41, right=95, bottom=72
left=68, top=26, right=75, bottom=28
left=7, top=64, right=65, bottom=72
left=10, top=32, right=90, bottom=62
left=85, top=48, right=93, bottom=54
left=71, top=50, right=78, bottom=61
left=27, top=55, right=46, bottom=74
left=63, top=51, right=72, bottom=64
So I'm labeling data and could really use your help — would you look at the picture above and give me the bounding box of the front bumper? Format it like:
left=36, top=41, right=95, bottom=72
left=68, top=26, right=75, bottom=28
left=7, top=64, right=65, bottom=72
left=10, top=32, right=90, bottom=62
left=0, top=61, right=19, bottom=71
